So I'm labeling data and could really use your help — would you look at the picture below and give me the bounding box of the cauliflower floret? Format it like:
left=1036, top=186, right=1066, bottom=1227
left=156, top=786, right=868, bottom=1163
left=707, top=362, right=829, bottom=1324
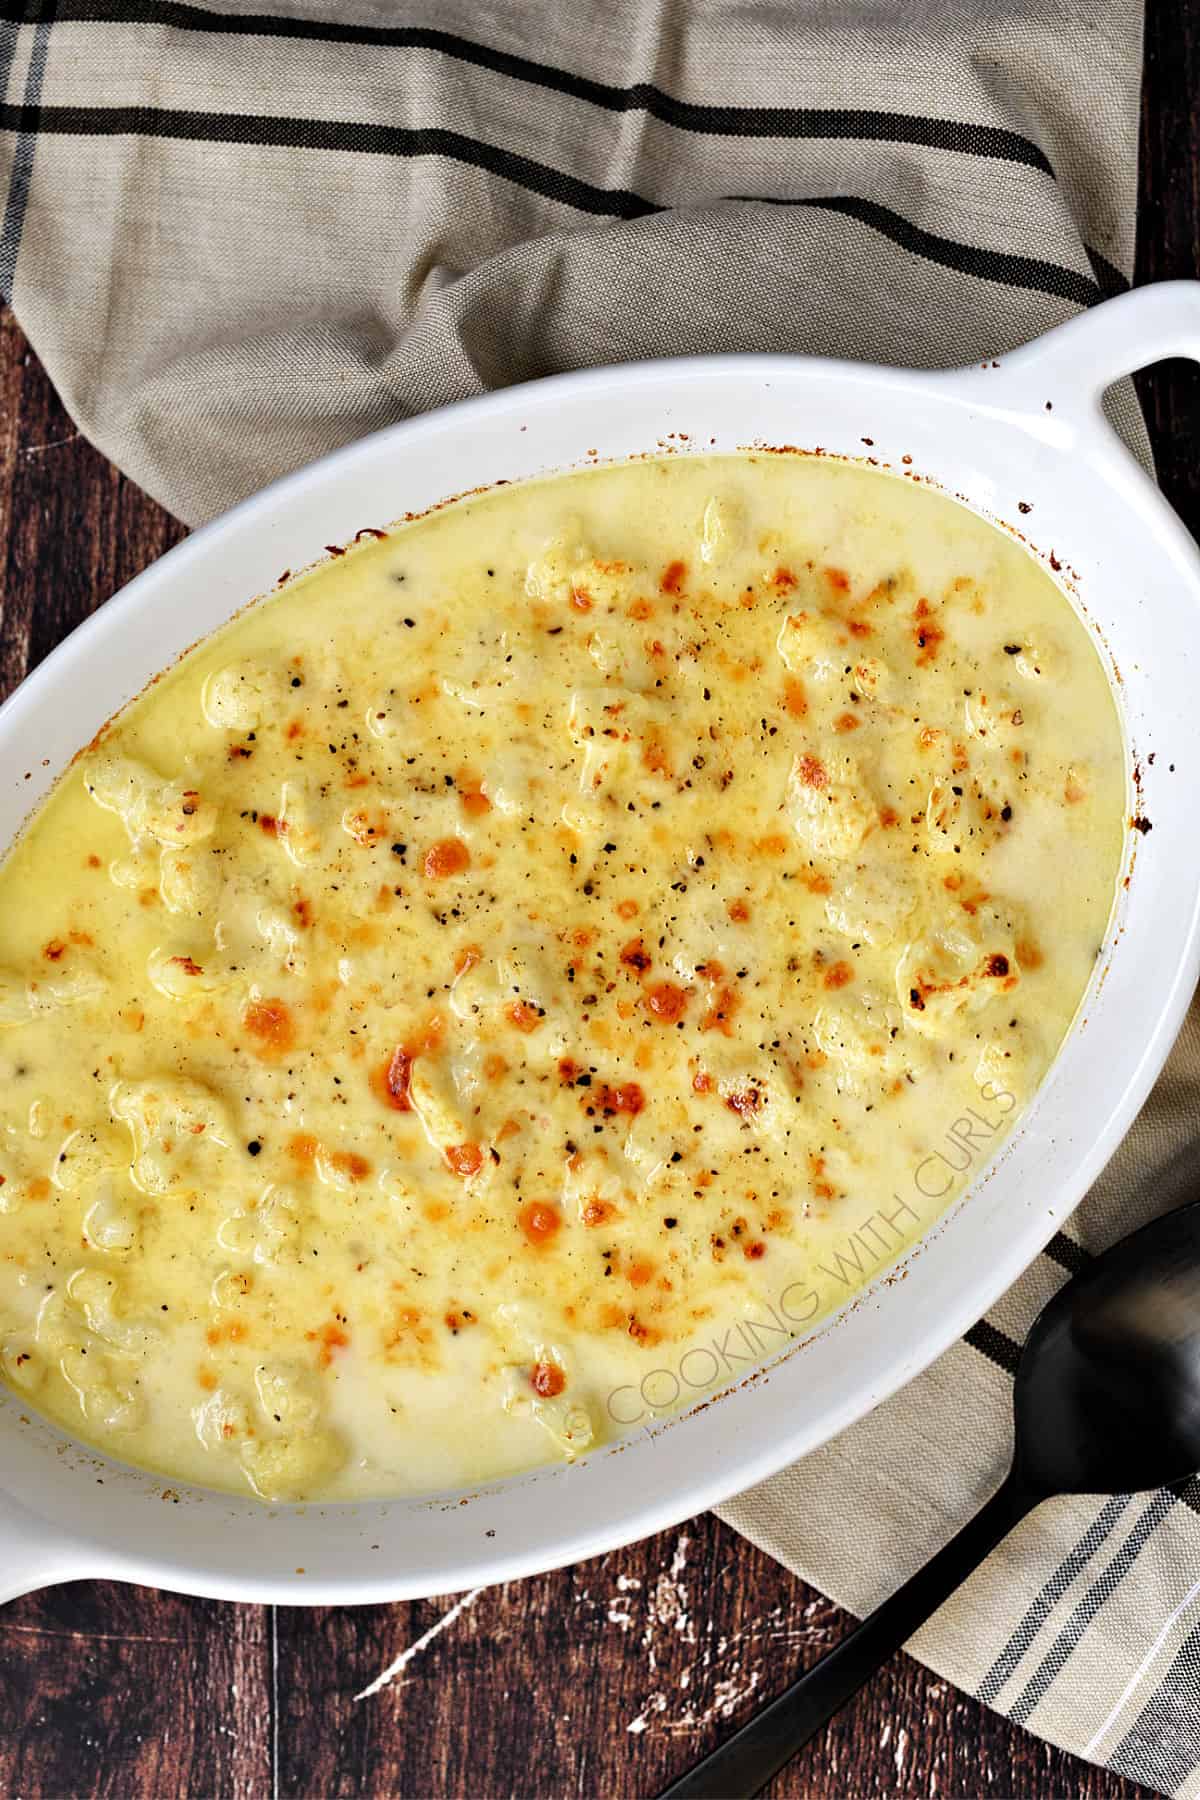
left=776, top=612, right=846, bottom=688
left=787, top=750, right=877, bottom=860
left=524, top=526, right=588, bottom=603
left=1, top=1338, right=44, bottom=1392
left=0, top=958, right=105, bottom=1028
left=83, top=1182, right=142, bottom=1255
left=494, top=1302, right=596, bottom=1460
left=923, top=750, right=1013, bottom=854
left=0, top=1126, right=54, bottom=1213
left=586, top=627, right=655, bottom=690
left=33, top=1289, right=74, bottom=1353
left=107, top=844, right=158, bottom=893
left=377, top=1164, right=420, bottom=1218
left=273, top=780, right=322, bottom=868
left=408, top=1056, right=471, bottom=1163
left=566, top=686, right=657, bottom=798
left=441, top=627, right=534, bottom=711
left=621, top=1111, right=693, bottom=1188
left=201, top=662, right=281, bottom=731
left=217, top=1186, right=304, bottom=1265
left=850, top=656, right=890, bottom=700
left=365, top=695, right=404, bottom=740
left=526, top=530, right=638, bottom=612
left=255, top=902, right=305, bottom=973
left=210, top=1269, right=255, bottom=1310
left=480, top=742, right=546, bottom=817
left=693, top=1036, right=786, bottom=1139
left=51, top=1123, right=127, bottom=1193
left=794, top=1138, right=860, bottom=1209
left=241, top=1427, right=345, bottom=1501
left=30, top=960, right=106, bottom=1013
left=963, top=688, right=1025, bottom=744
left=0, top=969, right=32, bottom=1027
left=341, top=803, right=391, bottom=849
left=660, top=882, right=738, bottom=983
left=500, top=1362, right=596, bottom=1458
left=699, top=493, right=744, bottom=566
left=810, top=989, right=909, bottom=1091
left=147, top=944, right=231, bottom=999
left=158, top=846, right=220, bottom=916
left=825, top=864, right=919, bottom=947
left=560, top=1148, right=629, bottom=1221
left=59, top=1341, right=145, bottom=1433
left=450, top=933, right=555, bottom=1026
left=65, top=1267, right=159, bottom=1355
left=238, top=1363, right=345, bottom=1498
left=974, top=1037, right=1026, bottom=1110
left=1063, top=761, right=1092, bottom=806
left=1009, top=636, right=1063, bottom=683
left=193, top=1385, right=254, bottom=1453
left=85, top=754, right=216, bottom=847
left=897, top=900, right=1022, bottom=1038
left=496, top=940, right=563, bottom=1027
left=111, top=1075, right=233, bottom=1194
left=52, top=1129, right=142, bottom=1256
left=446, top=956, right=563, bottom=1058
left=254, top=1361, right=323, bottom=1432
left=562, top=556, right=637, bottom=612
left=213, top=880, right=305, bottom=978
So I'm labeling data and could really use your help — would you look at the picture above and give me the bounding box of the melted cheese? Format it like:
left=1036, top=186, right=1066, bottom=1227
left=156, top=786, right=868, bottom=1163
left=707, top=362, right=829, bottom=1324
left=0, top=455, right=1126, bottom=1500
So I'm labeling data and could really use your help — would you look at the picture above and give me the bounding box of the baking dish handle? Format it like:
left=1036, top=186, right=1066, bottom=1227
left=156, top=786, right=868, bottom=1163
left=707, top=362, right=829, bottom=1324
left=0, top=1488, right=89, bottom=1604
left=987, top=279, right=1200, bottom=415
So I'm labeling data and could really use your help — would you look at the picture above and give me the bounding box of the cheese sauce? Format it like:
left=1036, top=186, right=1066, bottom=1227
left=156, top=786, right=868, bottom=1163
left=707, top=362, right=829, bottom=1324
left=0, top=455, right=1126, bottom=1501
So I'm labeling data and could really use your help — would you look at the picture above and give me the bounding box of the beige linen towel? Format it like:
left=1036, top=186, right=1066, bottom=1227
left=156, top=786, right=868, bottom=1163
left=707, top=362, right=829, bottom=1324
left=7, top=2, right=1200, bottom=1791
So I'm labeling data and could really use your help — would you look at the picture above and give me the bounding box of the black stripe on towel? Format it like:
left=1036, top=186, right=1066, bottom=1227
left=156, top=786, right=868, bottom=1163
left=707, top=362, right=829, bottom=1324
left=32, top=0, right=1056, bottom=173
left=0, top=101, right=1107, bottom=308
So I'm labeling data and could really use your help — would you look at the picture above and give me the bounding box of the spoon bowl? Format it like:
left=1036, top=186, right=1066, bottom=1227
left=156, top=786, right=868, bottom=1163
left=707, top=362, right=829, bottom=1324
left=1017, top=1201, right=1200, bottom=1495
left=663, top=1194, right=1200, bottom=1799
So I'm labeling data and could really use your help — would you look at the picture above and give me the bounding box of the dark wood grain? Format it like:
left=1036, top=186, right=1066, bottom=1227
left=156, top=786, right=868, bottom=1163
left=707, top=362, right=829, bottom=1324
left=270, top=1519, right=1146, bottom=1800
left=0, top=1583, right=269, bottom=1799
left=0, top=12, right=1196, bottom=1790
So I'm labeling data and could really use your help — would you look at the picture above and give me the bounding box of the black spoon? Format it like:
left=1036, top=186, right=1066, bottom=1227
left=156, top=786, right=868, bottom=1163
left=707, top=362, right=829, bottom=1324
left=661, top=1196, right=1200, bottom=1800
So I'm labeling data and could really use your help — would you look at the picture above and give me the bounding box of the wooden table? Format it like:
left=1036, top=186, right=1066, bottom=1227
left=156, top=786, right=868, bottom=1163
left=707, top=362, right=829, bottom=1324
left=0, top=12, right=1195, bottom=1794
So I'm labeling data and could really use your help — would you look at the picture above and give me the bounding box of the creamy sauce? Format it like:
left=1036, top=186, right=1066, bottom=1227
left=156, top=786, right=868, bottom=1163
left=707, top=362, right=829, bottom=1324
left=0, top=455, right=1126, bottom=1500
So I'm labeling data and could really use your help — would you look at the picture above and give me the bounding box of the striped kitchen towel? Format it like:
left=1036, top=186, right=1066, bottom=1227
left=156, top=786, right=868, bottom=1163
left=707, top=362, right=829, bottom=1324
left=7, top=1, right=1200, bottom=1792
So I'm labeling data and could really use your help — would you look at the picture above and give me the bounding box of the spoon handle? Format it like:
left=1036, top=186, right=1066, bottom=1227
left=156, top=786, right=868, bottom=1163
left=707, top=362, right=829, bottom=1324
left=659, top=1468, right=1039, bottom=1800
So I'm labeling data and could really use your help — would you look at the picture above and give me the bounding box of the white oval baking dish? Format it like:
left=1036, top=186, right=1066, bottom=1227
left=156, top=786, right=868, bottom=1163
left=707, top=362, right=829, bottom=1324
left=1, top=283, right=1198, bottom=1607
